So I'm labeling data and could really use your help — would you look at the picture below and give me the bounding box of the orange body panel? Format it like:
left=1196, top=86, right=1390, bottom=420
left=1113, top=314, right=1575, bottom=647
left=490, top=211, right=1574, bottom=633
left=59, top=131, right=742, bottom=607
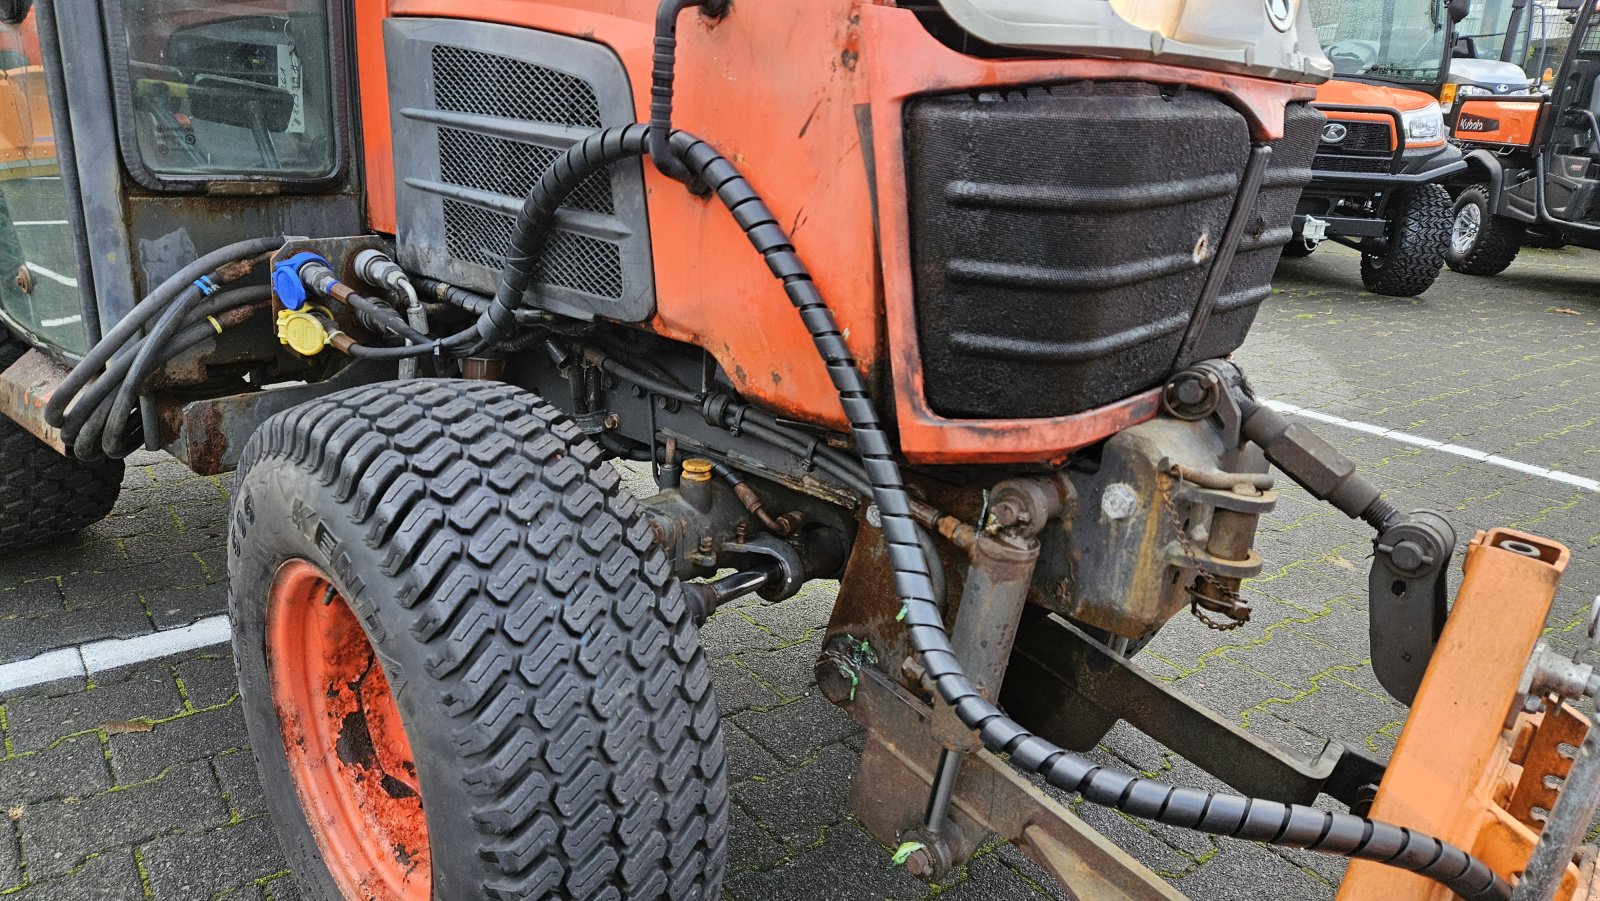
left=1312, top=79, right=1444, bottom=149
left=1337, top=529, right=1579, bottom=901
left=1455, top=97, right=1544, bottom=147
left=362, top=1, right=1312, bottom=462
left=355, top=0, right=395, bottom=233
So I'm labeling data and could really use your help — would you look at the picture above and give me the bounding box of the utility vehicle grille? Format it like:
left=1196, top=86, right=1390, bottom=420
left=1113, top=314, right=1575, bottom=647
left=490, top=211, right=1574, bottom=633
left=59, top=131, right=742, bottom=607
left=906, top=84, right=1321, bottom=419
left=1312, top=119, right=1394, bottom=174
left=385, top=20, right=654, bottom=322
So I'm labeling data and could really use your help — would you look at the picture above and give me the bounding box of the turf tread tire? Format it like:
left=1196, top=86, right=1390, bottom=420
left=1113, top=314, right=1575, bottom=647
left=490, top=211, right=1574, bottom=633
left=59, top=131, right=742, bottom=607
left=0, top=332, right=122, bottom=551
left=229, top=379, right=728, bottom=901
left=1359, top=183, right=1452, bottom=297
left=1445, top=183, right=1523, bottom=276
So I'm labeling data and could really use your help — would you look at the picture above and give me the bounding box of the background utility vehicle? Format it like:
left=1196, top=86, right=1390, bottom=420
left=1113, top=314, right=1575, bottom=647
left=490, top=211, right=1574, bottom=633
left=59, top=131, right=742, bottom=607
left=0, top=0, right=1596, bottom=899
left=1446, top=0, right=1600, bottom=271
left=1285, top=0, right=1467, bottom=296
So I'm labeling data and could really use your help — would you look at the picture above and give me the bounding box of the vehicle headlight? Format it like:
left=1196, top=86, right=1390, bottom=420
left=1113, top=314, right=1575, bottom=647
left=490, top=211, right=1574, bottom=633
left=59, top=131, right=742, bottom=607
left=1402, top=103, right=1445, bottom=144
left=1456, top=85, right=1492, bottom=97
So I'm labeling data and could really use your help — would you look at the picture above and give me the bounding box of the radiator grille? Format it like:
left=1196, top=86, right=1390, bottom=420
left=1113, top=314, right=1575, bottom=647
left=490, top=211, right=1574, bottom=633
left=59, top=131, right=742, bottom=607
left=437, top=127, right=614, bottom=215
left=906, top=84, right=1320, bottom=419
left=443, top=200, right=624, bottom=299
left=431, top=45, right=602, bottom=128
left=1313, top=119, right=1394, bottom=174
left=387, top=19, right=653, bottom=321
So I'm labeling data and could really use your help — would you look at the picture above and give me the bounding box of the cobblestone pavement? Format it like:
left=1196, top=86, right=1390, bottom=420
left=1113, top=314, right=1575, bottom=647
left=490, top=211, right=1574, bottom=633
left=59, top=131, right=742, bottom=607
left=0, top=243, right=1596, bottom=900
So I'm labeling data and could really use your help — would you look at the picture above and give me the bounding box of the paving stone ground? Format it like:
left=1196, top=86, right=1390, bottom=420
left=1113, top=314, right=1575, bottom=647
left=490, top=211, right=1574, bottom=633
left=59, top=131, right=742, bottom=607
left=0, top=243, right=1596, bottom=899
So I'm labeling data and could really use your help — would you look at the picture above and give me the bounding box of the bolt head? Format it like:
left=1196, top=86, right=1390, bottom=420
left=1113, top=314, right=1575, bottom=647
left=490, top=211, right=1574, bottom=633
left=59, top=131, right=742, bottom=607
left=1390, top=540, right=1427, bottom=572
left=1175, top=378, right=1207, bottom=405
left=904, top=848, right=935, bottom=878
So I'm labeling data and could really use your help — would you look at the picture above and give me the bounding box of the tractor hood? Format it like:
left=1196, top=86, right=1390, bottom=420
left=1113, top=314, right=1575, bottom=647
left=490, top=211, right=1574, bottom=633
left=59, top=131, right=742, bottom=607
left=934, top=0, right=1333, bottom=83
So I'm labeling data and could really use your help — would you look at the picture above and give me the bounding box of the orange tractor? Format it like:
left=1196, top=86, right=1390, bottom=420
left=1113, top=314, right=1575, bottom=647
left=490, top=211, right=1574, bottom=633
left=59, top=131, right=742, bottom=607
left=0, top=0, right=1596, bottom=899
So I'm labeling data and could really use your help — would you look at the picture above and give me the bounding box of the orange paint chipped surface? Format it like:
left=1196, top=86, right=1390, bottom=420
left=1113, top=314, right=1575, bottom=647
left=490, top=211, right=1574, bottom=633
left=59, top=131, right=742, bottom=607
left=268, top=560, right=430, bottom=901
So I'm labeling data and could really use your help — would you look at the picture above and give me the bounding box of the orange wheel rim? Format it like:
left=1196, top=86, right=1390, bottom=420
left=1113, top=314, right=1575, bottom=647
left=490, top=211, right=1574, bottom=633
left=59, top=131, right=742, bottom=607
left=268, top=559, right=431, bottom=900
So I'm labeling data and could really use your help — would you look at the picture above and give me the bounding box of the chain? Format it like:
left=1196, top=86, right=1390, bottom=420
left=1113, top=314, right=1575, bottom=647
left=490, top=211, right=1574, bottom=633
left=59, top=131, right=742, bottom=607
left=1163, top=473, right=1251, bottom=632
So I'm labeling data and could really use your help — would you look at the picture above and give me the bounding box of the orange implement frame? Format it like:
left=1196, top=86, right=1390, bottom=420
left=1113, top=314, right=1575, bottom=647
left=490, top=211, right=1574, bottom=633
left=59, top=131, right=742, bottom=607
left=1339, top=529, right=1580, bottom=901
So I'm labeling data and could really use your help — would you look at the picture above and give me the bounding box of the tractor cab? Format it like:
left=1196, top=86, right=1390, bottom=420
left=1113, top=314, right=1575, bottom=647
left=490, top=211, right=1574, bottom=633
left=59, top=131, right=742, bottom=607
left=1284, top=0, right=1467, bottom=296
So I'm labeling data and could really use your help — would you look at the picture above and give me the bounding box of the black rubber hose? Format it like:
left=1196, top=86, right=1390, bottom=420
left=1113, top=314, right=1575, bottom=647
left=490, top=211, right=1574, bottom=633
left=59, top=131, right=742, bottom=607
left=649, top=0, right=728, bottom=185
left=340, top=289, right=431, bottom=346
left=68, top=289, right=271, bottom=461
left=475, top=122, right=1508, bottom=896
left=45, top=236, right=285, bottom=429
left=61, top=286, right=271, bottom=452
left=101, top=255, right=273, bottom=458
left=662, top=128, right=1513, bottom=901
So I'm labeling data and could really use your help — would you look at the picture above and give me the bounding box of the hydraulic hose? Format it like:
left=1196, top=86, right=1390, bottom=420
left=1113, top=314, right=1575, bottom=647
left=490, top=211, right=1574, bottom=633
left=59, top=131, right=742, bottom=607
left=649, top=0, right=728, bottom=185
left=477, top=121, right=1511, bottom=900
left=65, top=287, right=271, bottom=461
left=45, top=236, right=285, bottom=430
left=101, top=252, right=274, bottom=458
left=60, top=286, right=271, bottom=453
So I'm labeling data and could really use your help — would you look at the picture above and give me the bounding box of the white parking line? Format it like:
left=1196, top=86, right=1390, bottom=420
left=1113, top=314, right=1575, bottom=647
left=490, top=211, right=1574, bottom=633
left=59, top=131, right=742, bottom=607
left=1264, top=400, right=1600, bottom=493
left=0, top=614, right=230, bottom=697
left=25, top=261, right=77, bottom=288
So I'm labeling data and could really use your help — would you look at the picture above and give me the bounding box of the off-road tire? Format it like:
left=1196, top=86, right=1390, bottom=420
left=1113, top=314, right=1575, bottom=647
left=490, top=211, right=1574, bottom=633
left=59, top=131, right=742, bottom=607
left=0, top=331, right=122, bottom=551
left=1359, top=183, right=1452, bottom=297
left=1445, top=183, right=1523, bottom=275
left=1279, top=236, right=1319, bottom=258
left=229, top=379, right=729, bottom=900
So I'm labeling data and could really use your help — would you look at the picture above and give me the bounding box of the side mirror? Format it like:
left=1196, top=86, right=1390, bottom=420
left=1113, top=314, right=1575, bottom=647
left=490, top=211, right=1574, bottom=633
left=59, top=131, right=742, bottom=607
left=1448, top=0, right=1471, bottom=23
left=0, top=0, right=31, bottom=26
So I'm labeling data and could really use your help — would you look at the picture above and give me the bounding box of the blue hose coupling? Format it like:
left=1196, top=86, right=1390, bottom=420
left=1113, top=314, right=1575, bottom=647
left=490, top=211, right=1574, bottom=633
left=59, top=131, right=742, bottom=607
left=271, top=252, right=331, bottom=311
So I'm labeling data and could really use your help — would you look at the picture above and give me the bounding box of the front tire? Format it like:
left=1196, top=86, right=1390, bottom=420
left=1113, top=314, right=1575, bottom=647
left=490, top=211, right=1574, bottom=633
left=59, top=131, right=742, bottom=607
left=1445, top=183, right=1523, bottom=275
left=0, top=331, right=122, bottom=550
left=1359, top=184, right=1452, bottom=297
left=229, top=380, right=729, bottom=901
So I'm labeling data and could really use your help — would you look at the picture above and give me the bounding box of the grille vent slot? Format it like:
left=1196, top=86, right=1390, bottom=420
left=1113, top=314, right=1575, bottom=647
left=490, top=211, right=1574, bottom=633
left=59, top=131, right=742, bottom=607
left=387, top=19, right=653, bottom=321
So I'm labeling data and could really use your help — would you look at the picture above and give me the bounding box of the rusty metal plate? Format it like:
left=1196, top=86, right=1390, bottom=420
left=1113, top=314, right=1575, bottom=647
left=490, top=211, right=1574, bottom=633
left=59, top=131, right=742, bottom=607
left=820, top=655, right=1184, bottom=900
left=0, top=349, right=70, bottom=454
left=1509, top=702, right=1591, bottom=831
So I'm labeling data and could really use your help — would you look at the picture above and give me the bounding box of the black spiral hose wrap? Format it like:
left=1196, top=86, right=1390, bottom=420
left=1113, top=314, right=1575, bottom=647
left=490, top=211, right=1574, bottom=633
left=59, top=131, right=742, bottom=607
left=475, top=122, right=1508, bottom=900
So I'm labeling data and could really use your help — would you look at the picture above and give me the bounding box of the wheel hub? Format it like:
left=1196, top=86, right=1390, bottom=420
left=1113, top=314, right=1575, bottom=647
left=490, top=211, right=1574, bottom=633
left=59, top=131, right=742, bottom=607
left=268, top=560, right=431, bottom=900
left=1453, top=203, right=1481, bottom=256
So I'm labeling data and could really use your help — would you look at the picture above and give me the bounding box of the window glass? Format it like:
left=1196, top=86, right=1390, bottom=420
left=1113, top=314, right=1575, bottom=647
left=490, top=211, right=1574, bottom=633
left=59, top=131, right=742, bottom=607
left=1311, top=0, right=1451, bottom=84
left=114, top=1, right=335, bottom=180
left=0, top=6, right=88, bottom=356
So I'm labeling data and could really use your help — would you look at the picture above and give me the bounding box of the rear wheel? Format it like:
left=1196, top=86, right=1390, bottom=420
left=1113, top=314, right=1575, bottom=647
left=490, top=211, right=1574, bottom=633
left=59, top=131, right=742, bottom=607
left=1445, top=183, right=1523, bottom=275
left=0, top=331, right=122, bottom=550
left=229, top=379, right=729, bottom=900
left=1359, top=184, right=1451, bottom=297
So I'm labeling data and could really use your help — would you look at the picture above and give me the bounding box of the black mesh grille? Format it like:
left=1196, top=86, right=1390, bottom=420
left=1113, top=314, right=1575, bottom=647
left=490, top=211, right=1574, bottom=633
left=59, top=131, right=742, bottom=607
left=437, top=127, right=614, bottom=214
left=443, top=199, right=624, bottom=299
left=906, top=84, right=1320, bottom=419
left=431, top=45, right=602, bottom=128
left=1313, top=119, right=1393, bottom=173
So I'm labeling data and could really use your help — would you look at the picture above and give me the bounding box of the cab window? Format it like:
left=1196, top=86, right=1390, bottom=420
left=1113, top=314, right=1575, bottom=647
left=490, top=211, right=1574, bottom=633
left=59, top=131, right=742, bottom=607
left=110, top=1, right=338, bottom=185
left=0, top=4, right=88, bottom=354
